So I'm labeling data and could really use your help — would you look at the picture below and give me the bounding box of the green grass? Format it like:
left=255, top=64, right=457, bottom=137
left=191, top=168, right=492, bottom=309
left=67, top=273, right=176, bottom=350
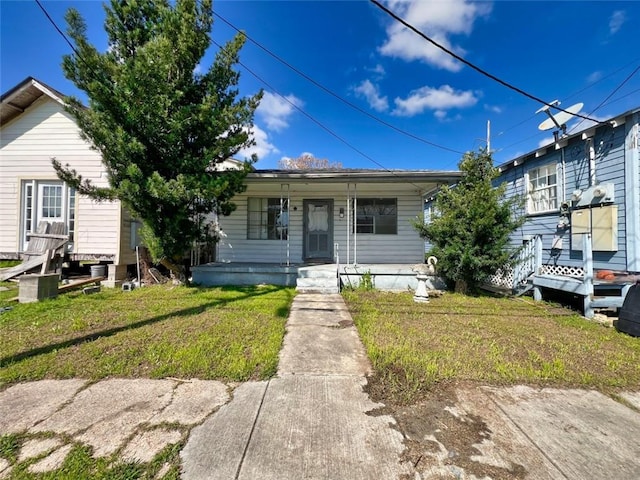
left=0, top=434, right=183, bottom=480
left=0, top=284, right=294, bottom=385
left=0, top=283, right=294, bottom=479
left=343, top=290, right=640, bottom=403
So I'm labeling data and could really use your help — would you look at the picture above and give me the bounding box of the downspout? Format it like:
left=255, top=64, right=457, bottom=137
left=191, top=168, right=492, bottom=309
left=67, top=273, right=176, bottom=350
left=561, top=146, right=566, bottom=201
left=625, top=113, right=640, bottom=272
left=587, top=137, right=597, bottom=186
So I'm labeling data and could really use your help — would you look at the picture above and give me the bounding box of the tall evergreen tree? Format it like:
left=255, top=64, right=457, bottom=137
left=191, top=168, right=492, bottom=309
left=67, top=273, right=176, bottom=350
left=414, top=149, right=524, bottom=294
left=53, top=0, right=262, bottom=280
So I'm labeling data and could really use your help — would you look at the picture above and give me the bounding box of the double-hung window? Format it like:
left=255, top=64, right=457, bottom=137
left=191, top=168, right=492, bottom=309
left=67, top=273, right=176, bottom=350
left=353, top=198, right=397, bottom=234
left=247, top=197, right=288, bottom=240
left=526, top=164, right=558, bottom=214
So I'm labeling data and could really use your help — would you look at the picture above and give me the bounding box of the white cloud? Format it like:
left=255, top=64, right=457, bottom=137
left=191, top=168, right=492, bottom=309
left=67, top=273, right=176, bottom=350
left=353, top=79, right=389, bottom=112
left=378, top=0, right=491, bottom=71
left=609, top=10, right=626, bottom=35
left=237, top=124, right=278, bottom=160
left=484, top=104, right=502, bottom=114
left=586, top=71, right=603, bottom=84
left=392, top=84, right=478, bottom=117
left=257, top=91, right=303, bottom=132
left=434, top=110, right=447, bottom=120
left=538, top=137, right=554, bottom=149
left=369, top=64, right=386, bottom=76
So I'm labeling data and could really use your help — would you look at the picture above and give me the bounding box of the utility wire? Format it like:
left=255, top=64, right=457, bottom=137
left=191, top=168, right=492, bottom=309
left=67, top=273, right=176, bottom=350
left=370, top=0, right=602, bottom=124
left=36, top=0, right=455, bottom=184
left=212, top=39, right=434, bottom=190
left=213, top=11, right=463, bottom=155
left=35, top=0, right=78, bottom=56
left=569, top=64, right=640, bottom=133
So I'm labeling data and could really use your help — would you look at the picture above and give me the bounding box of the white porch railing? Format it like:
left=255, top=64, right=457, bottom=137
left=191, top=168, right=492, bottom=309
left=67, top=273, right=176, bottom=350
left=486, top=235, right=541, bottom=292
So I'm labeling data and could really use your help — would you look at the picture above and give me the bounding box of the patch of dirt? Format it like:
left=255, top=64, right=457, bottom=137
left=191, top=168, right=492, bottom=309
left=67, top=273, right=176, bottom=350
left=366, top=378, right=527, bottom=480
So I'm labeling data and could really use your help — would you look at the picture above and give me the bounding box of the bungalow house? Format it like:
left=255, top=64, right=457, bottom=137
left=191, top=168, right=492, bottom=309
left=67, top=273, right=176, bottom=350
left=192, top=169, right=461, bottom=292
left=0, top=77, right=137, bottom=286
left=485, top=105, right=640, bottom=316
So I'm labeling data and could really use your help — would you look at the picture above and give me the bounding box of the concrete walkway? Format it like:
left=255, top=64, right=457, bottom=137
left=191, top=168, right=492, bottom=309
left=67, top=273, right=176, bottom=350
left=180, top=293, right=411, bottom=479
left=2, top=293, right=640, bottom=479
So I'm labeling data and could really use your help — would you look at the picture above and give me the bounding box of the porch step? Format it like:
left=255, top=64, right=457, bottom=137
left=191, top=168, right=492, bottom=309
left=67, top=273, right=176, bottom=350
left=296, top=265, right=339, bottom=294
left=296, top=286, right=340, bottom=294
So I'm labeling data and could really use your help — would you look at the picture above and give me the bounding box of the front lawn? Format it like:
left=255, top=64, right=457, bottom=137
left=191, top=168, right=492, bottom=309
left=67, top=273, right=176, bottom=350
left=0, top=283, right=294, bottom=385
left=343, top=291, right=640, bottom=404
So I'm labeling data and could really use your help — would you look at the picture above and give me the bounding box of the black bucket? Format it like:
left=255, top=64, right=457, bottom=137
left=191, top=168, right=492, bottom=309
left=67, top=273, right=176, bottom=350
left=615, top=282, right=640, bottom=337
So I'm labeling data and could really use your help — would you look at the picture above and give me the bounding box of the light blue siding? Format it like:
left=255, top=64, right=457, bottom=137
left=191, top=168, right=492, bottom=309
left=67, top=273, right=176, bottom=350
left=495, top=115, right=636, bottom=273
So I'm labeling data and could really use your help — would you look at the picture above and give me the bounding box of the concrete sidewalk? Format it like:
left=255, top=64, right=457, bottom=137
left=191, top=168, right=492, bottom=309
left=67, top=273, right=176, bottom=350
left=1, top=293, right=640, bottom=479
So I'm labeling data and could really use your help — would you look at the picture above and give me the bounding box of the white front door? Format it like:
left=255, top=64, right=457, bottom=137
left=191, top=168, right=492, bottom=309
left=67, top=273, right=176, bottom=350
left=21, top=181, right=74, bottom=251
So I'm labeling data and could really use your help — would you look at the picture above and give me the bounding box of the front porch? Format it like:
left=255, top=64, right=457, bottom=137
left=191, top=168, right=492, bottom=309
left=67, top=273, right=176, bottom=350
left=486, top=234, right=638, bottom=318
left=191, top=262, right=424, bottom=293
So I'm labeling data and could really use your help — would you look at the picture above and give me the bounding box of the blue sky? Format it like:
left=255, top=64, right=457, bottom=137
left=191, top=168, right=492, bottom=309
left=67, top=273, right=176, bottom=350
left=2, top=1, right=639, bottom=171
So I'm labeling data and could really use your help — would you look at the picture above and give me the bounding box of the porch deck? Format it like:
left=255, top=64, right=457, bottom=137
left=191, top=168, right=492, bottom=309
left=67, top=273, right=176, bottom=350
left=191, top=262, right=427, bottom=292
left=487, top=234, right=638, bottom=318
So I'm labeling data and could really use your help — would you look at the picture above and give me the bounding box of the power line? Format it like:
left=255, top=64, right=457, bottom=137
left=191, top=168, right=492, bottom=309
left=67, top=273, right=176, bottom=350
left=35, top=0, right=78, bottom=56
left=213, top=11, right=464, bottom=155
left=36, top=0, right=456, bottom=182
left=212, top=39, right=432, bottom=190
left=370, top=0, right=602, bottom=124
left=569, top=64, right=640, bottom=134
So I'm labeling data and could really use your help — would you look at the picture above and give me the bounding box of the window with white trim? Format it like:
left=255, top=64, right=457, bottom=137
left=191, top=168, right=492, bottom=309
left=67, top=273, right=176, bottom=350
left=21, top=180, right=76, bottom=251
left=353, top=198, right=397, bottom=234
left=526, top=164, right=558, bottom=214
left=247, top=197, right=288, bottom=240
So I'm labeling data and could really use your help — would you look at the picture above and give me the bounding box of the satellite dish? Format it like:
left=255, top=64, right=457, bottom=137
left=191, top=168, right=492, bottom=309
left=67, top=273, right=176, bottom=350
left=537, top=102, right=584, bottom=131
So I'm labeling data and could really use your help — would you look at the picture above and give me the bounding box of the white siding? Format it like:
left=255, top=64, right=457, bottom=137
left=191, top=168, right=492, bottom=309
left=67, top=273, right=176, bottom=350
left=217, top=182, right=425, bottom=264
left=0, top=97, right=124, bottom=259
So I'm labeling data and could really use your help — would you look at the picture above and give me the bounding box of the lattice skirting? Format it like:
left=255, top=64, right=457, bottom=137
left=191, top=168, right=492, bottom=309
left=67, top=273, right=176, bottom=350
left=487, top=268, right=514, bottom=288
left=539, top=264, right=584, bottom=278
left=487, top=263, right=585, bottom=288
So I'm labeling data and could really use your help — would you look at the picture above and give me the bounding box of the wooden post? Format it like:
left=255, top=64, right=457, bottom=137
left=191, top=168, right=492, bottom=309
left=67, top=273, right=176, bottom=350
left=534, top=235, right=543, bottom=274
left=532, top=235, right=544, bottom=301
left=583, top=233, right=594, bottom=318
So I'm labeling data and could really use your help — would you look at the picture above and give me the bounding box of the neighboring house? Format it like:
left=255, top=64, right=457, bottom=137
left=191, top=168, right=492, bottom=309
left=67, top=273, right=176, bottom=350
left=193, top=169, right=461, bottom=291
left=487, top=106, right=640, bottom=316
left=0, top=77, right=138, bottom=285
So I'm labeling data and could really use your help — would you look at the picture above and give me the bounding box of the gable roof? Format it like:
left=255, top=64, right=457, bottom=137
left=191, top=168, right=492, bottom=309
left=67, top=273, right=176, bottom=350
left=1, top=77, right=66, bottom=126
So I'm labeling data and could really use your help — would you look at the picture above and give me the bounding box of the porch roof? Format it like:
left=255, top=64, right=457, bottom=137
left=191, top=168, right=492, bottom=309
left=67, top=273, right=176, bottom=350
left=246, top=169, right=461, bottom=191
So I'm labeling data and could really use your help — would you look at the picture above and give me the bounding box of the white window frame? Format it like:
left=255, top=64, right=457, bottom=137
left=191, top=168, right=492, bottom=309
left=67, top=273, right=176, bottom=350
left=21, top=180, right=76, bottom=252
left=525, top=163, right=559, bottom=214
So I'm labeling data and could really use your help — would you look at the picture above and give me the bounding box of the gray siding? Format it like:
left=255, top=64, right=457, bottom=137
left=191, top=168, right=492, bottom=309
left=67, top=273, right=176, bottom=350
left=217, top=183, right=425, bottom=265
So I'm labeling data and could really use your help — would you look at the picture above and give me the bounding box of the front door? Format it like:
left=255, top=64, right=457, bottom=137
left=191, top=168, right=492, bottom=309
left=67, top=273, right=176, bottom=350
left=303, top=199, right=333, bottom=262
